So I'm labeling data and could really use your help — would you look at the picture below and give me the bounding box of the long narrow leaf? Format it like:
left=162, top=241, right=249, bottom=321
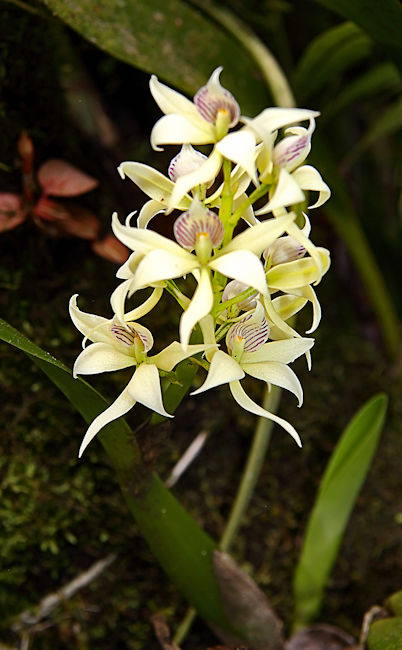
left=312, top=0, right=402, bottom=70
left=0, top=318, right=234, bottom=633
left=293, top=22, right=372, bottom=102
left=292, top=393, right=388, bottom=627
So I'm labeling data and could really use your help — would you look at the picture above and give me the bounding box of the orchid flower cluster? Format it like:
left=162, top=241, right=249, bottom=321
left=70, top=68, right=331, bottom=458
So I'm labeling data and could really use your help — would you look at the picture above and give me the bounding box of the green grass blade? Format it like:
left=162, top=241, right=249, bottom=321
left=292, top=394, right=388, bottom=628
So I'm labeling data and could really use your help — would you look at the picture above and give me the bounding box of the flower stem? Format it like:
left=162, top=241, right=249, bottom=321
left=173, top=386, right=282, bottom=645
left=219, top=385, right=281, bottom=551
left=191, top=0, right=295, bottom=108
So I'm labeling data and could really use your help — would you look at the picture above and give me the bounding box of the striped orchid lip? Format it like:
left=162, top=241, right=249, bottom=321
left=168, top=145, right=207, bottom=183
left=272, top=120, right=316, bottom=173
left=173, top=203, right=224, bottom=250
left=194, top=67, right=240, bottom=128
left=226, top=304, right=270, bottom=354
left=110, top=322, right=153, bottom=352
left=264, top=235, right=306, bottom=266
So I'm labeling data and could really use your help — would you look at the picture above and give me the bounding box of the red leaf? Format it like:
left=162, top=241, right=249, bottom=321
left=33, top=198, right=100, bottom=239
left=37, top=159, right=99, bottom=197
left=0, top=193, right=27, bottom=232
left=91, top=233, right=130, bottom=264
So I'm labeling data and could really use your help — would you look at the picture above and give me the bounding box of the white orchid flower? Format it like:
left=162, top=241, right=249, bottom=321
left=192, top=301, right=314, bottom=446
left=118, top=147, right=257, bottom=228
left=255, top=120, right=331, bottom=216
left=148, top=68, right=259, bottom=207
left=69, top=295, right=208, bottom=456
left=112, top=202, right=295, bottom=347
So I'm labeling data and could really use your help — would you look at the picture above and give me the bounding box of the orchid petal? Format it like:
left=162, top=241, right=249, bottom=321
left=256, top=168, right=305, bottom=215
left=118, top=162, right=191, bottom=210
left=150, top=74, right=205, bottom=122
left=210, top=250, right=268, bottom=295
left=124, top=287, right=164, bottom=322
left=116, top=251, right=144, bottom=279
left=289, top=285, right=322, bottom=334
left=245, top=108, right=319, bottom=139
left=199, top=314, right=219, bottom=362
left=273, top=119, right=315, bottom=172
left=242, top=361, right=303, bottom=406
left=137, top=200, right=166, bottom=228
left=286, top=224, right=330, bottom=283
left=78, top=381, right=136, bottom=457
left=73, top=342, right=135, bottom=377
left=262, top=292, right=301, bottom=339
left=180, top=266, right=214, bottom=347
left=229, top=380, right=302, bottom=447
left=242, top=337, right=314, bottom=365
left=151, top=114, right=215, bottom=151
left=223, top=213, right=295, bottom=256
left=267, top=248, right=330, bottom=289
left=112, top=212, right=193, bottom=258
left=150, top=342, right=210, bottom=371
left=292, top=165, right=331, bottom=208
left=110, top=280, right=132, bottom=321
left=128, top=363, right=172, bottom=418
left=216, top=130, right=258, bottom=185
left=69, top=295, right=112, bottom=344
left=168, top=149, right=222, bottom=212
left=233, top=194, right=258, bottom=225
left=129, top=248, right=199, bottom=291
left=191, top=350, right=244, bottom=395
left=271, top=294, right=308, bottom=325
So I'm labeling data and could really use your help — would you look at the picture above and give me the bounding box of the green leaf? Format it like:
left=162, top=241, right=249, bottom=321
left=368, top=617, right=402, bottom=650
left=322, top=62, right=401, bottom=120
left=40, top=0, right=267, bottom=115
left=0, top=318, right=230, bottom=630
left=344, top=97, right=402, bottom=165
left=386, top=591, right=402, bottom=617
left=293, top=22, right=372, bottom=102
left=312, top=0, right=402, bottom=70
left=292, top=394, right=388, bottom=627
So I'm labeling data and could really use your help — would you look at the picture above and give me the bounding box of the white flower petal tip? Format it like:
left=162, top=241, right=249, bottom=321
left=117, top=164, right=125, bottom=180
left=191, top=350, right=244, bottom=395
left=229, top=380, right=302, bottom=448
left=174, top=202, right=223, bottom=250
left=194, top=67, right=240, bottom=127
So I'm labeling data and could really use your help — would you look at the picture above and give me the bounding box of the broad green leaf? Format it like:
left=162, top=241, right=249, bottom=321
left=41, top=0, right=267, bottom=115
left=312, top=0, right=402, bottom=70
left=292, top=394, right=388, bottom=627
left=322, top=62, right=401, bottom=120
left=368, top=617, right=402, bottom=650
left=293, top=22, right=372, bottom=102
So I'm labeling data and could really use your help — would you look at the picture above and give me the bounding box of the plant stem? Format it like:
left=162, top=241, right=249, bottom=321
left=220, top=386, right=281, bottom=551
left=173, top=386, right=282, bottom=645
left=192, top=0, right=295, bottom=108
